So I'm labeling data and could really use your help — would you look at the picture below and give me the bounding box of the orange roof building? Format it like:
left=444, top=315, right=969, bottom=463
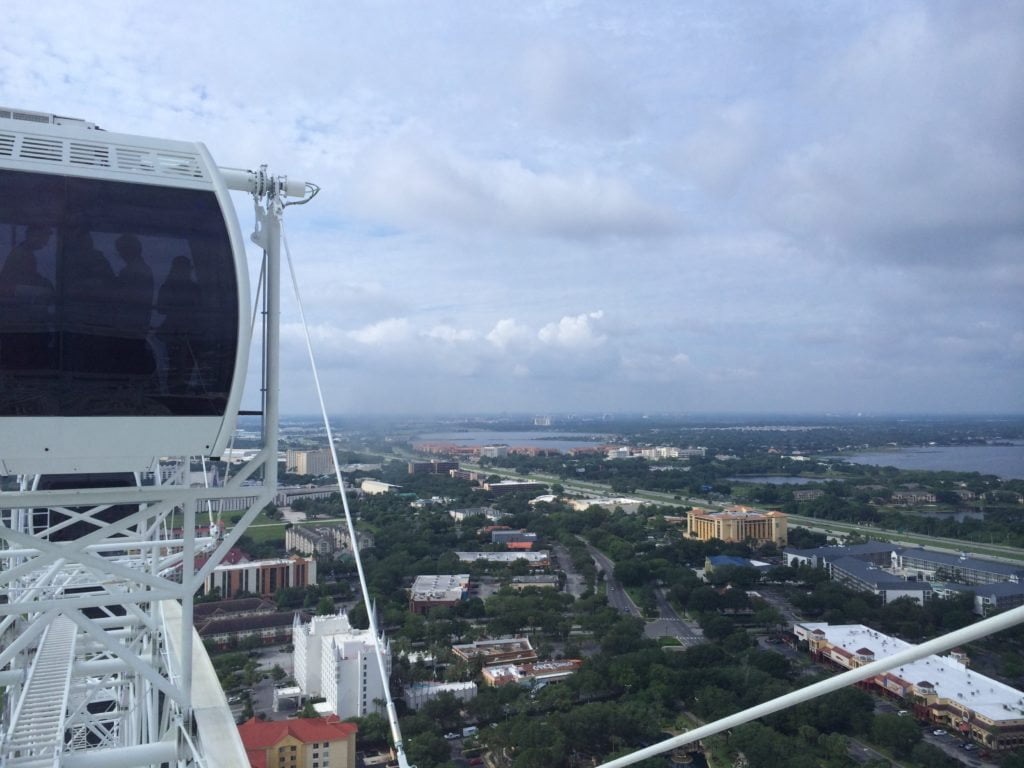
left=237, top=716, right=357, bottom=768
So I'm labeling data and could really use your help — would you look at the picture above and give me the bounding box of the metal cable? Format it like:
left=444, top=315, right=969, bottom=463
left=281, top=224, right=413, bottom=768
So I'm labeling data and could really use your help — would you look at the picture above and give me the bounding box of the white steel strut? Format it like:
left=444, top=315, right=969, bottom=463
left=0, top=165, right=311, bottom=767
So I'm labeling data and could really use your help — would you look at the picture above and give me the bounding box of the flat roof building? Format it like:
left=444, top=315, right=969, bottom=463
left=293, top=612, right=390, bottom=720
left=452, top=637, right=537, bottom=665
left=409, top=574, right=470, bottom=614
left=794, top=622, right=1024, bottom=752
left=286, top=448, right=335, bottom=476
left=482, top=659, right=583, bottom=687
left=455, top=551, right=551, bottom=568
left=481, top=480, right=547, bottom=495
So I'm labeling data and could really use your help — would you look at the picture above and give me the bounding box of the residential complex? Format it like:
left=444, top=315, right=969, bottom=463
left=794, top=622, right=1024, bottom=752
left=204, top=555, right=316, bottom=599
left=407, top=460, right=459, bottom=475
left=285, top=523, right=373, bottom=557
left=237, top=715, right=357, bottom=768
left=194, top=597, right=304, bottom=650
left=786, top=542, right=1024, bottom=612
left=686, top=506, right=787, bottom=547
left=293, top=612, right=390, bottom=720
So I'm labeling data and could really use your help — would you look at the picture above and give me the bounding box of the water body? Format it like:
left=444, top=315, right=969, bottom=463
left=836, top=443, right=1024, bottom=480
left=726, top=475, right=822, bottom=485
left=416, top=430, right=603, bottom=453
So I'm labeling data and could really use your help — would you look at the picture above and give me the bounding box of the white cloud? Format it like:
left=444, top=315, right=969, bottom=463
left=349, top=318, right=413, bottom=346
left=486, top=318, right=532, bottom=349
left=349, top=137, right=677, bottom=240
left=538, top=311, right=607, bottom=349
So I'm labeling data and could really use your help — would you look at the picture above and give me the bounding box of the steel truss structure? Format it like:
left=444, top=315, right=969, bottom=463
left=0, top=165, right=303, bottom=767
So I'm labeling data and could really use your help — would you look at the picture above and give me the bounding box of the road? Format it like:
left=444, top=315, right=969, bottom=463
left=645, top=588, right=704, bottom=647
left=586, top=543, right=642, bottom=618
left=585, top=540, right=704, bottom=647
left=553, top=542, right=587, bottom=598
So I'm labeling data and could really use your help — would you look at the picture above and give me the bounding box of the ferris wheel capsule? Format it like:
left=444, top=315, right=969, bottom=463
left=0, top=108, right=251, bottom=474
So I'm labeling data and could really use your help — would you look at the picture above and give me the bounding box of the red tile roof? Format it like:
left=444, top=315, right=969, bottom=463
left=238, top=716, right=357, bottom=751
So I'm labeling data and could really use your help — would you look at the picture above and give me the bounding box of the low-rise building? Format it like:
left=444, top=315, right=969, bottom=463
left=237, top=715, right=357, bottom=768
left=455, top=551, right=551, bottom=568
left=568, top=497, right=643, bottom=514
left=194, top=597, right=304, bottom=650
left=286, top=523, right=374, bottom=556
left=403, top=681, right=478, bottom=710
left=481, top=480, right=547, bottom=495
left=408, top=460, right=459, bottom=475
left=893, top=548, right=1024, bottom=586
left=360, top=480, right=401, bottom=495
left=510, top=575, right=560, bottom=591
left=452, top=637, right=537, bottom=665
left=794, top=622, right=1024, bottom=752
left=482, top=659, right=583, bottom=687
left=449, top=506, right=507, bottom=523
left=409, top=574, right=471, bottom=614
left=491, top=530, right=538, bottom=549
left=891, top=490, right=938, bottom=505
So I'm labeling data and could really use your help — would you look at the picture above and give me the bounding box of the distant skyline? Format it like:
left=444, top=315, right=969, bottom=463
left=4, top=2, right=1022, bottom=415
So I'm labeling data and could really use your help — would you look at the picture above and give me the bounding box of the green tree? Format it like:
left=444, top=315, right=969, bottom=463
left=870, top=713, right=921, bottom=758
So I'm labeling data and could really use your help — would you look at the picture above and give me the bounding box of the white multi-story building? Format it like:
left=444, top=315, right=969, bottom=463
left=286, top=448, right=335, bottom=476
left=293, top=612, right=390, bottom=720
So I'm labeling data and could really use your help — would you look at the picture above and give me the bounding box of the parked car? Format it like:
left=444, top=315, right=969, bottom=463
left=933, top=729, right=947, bottom=736
left=444, top=732, right=460, bottom=740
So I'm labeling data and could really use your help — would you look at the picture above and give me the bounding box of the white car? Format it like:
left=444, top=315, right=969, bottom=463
left=933, top=729, right=947, bottom=736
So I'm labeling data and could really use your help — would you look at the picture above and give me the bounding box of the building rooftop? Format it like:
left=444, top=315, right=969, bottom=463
left=797, top=623, right=1024, bottom=722
left=831, top=556, right=930, bottom=591
left=898, top=547, right=1024, bottom=578
left=455, top=551, right=550, bottom=563
left=237, top=715, right=357, bottom=749
left=410, top=574, right=470, bottom=602
left=692, top=505, right=784, bottom=519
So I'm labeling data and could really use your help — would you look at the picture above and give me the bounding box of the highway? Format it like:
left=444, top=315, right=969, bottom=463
left=475, top=464, right=1024, bottom=564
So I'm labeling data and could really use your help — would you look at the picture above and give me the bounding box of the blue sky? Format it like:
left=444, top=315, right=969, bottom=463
left=4, top=1, right=1022, bottom=415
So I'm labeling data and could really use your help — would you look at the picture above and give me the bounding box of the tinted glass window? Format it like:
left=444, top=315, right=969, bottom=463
left=0, top=169, right=238, bottom=416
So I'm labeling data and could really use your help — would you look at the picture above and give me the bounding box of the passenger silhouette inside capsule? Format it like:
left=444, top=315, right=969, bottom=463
left=113, top=233, right=156, bottom=376
left=63, top=226, right=119, bottom=377
left=0, top=225, right=57, bottom=373
left=156, top=254, right=202, bottom=396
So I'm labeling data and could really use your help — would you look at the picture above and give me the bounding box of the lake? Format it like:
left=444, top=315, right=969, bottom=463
left=835, top=443, right=1024, bottom=480
left=726, top=475, right=823, bottom=485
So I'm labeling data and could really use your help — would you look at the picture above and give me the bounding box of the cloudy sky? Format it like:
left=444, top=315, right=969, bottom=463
left=4, top=1, right=1022, bottom=416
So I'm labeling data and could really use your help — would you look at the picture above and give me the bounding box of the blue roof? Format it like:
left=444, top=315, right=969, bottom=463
left=708, top=555, right=755, bottom=567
